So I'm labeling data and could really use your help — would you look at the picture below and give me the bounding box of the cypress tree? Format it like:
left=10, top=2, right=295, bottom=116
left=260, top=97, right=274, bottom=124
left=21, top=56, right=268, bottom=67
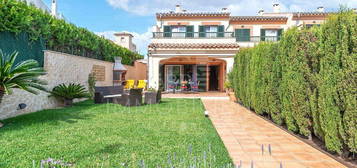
left=318, top=10, right=357, bottom=155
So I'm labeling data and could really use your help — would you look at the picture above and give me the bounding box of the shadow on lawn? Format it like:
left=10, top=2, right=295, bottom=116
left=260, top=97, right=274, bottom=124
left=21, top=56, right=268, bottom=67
left=0, top=101, right=97, bottom=133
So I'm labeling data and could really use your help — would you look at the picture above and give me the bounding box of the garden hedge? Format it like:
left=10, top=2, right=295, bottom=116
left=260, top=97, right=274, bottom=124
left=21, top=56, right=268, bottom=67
left=231, top=10, right=357, bottom=156
left=0, top=0, right=142, bottom=65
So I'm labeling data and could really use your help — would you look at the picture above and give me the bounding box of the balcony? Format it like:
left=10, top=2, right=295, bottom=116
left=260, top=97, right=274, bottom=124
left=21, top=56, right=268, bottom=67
left=236, top=36, right=281, bottom=42
left=153, top=32, right=281, bottom=42
left=153, top=32, right=235, bottom=39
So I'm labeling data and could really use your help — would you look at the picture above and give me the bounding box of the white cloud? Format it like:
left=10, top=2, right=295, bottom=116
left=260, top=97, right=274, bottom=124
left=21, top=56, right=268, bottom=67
left=106, top=0, right=356, bottom=16
left=96, top=28, right=152, bottom=56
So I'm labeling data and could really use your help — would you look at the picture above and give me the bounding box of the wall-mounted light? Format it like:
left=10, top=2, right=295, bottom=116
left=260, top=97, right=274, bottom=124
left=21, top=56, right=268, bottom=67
left=18, top=103, right=27, bottom=110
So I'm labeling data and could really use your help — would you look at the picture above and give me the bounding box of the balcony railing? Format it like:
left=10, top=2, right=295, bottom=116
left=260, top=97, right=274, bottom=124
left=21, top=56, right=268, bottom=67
left=153, top=32, right=235, bottom=39
left=237, top=36, right=281, bottom=42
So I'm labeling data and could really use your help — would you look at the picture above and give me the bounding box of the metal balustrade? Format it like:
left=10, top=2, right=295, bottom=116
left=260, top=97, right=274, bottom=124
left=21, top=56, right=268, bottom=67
left=153, top=32, right=281, bottom=42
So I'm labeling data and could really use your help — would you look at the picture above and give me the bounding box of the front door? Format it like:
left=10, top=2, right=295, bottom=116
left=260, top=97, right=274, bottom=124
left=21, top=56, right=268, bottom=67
left=165, top=65, right=183, bottom=91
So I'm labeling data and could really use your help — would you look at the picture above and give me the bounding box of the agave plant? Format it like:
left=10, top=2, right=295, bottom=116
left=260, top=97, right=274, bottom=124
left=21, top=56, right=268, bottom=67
left=0, top=50, right=47, bottom=104
left=49, top=83, right=89, bottom=106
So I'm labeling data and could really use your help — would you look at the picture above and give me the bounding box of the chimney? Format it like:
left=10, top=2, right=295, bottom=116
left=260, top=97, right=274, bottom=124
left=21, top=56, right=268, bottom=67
left=222, top=8, right=228, bottom=12
left=317, top=6, right=324, bottom=12
left=175, top=5, right=182, bottom=13
left=258, top=9, right=264, bottom=16
left=51, top=0, right=57, bottom=17
left=273, top=3, right=281, bottom=13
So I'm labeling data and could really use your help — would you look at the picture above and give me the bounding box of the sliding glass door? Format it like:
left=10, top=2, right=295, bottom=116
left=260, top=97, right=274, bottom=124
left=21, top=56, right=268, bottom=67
left=165, top=65, right=183, bottom=91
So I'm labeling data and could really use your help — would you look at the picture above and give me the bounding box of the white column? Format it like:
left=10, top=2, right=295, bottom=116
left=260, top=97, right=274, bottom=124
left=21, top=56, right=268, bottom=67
left=148, top=57, right=164, bottom=90
left=223, top=57, right=235, bottom=73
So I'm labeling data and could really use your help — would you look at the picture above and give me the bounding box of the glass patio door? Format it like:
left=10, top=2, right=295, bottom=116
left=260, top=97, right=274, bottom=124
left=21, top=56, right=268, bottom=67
left=166, top=65, right=183, bottom=91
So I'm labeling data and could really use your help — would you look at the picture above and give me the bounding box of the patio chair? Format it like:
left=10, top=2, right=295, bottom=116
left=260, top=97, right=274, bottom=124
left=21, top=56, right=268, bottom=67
left=120, top=88, right=143, bottom=106
left=191, top=81, right=200, bottom=92
left=124, top=80, right=135, bottom=89
left=137, top=80, right=147, bottom=89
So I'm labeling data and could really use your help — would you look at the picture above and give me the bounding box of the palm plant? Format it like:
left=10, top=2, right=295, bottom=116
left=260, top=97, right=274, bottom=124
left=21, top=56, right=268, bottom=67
left=49, top=83, right=89, bottom=106
left=0, top=50, right=47, bottom=104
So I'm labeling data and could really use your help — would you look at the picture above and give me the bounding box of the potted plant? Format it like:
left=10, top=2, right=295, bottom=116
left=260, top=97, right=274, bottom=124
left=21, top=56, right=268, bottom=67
left=49, top=83, right=90, bottom=107
left=144, top=88, right=161, bottom=104
left=0, top=51, right=47, bottom=128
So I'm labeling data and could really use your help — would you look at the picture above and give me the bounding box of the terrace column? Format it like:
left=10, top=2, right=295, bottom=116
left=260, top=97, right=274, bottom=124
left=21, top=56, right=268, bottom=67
left=148, top=57, right=164, bottom=90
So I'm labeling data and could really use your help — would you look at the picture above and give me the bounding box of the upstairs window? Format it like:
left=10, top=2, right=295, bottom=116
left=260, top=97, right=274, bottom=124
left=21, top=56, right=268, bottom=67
left=163, top=26, right=193, bottom=38
left=199, top=25, right=225, bottom=38
left=171, top=26, right=187, bottom=38
left=235, top=29, right=250, bottom=42
left=261, top=29, right=283, bottom=41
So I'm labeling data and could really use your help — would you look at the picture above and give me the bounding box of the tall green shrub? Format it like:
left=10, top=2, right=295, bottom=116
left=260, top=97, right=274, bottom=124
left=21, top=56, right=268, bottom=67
left=0, top=0, right=142, bottom=64
left=231, top=9, right=357, bottom=156
left=318, top=10, right=357, bottom=154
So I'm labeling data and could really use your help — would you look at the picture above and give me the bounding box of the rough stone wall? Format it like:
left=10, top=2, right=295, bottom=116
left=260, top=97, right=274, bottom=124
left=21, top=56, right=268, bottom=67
left=0, top=50, right=114, bottom=120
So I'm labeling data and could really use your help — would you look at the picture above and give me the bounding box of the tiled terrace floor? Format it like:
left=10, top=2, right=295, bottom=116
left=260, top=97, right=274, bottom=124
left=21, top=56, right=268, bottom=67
left=162, top=92, right=228, bottom=99
left=201, top=99, right=346, bottom=168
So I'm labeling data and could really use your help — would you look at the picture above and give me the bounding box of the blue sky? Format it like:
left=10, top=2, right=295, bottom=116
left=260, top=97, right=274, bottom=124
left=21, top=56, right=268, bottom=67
left=43, top=0, right=356, bottom=55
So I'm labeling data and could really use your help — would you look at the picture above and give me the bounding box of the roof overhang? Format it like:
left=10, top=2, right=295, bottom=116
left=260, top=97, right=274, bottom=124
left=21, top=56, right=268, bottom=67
left=148, top=43, right=240, bottom=50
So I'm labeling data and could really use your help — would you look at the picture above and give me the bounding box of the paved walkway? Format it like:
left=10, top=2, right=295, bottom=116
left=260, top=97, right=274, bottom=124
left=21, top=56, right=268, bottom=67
left=202, top=99, right=346, bottom=168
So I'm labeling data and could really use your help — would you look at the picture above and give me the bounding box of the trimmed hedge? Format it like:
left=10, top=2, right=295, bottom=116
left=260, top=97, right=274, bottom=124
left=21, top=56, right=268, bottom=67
left=0, top=0, right=142, bottom=64
left=232, top=10, right=357, bottom=156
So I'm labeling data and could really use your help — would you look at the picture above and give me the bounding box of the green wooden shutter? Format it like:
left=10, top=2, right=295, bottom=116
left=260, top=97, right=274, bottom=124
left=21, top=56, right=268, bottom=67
left=163, top=26, right=172, bottom=37
left=260, top=29, right=266, bottom=41
left=199, top=26, right=206, bottom=38
left=217, top=25, right=225, bottom=37
left=277, top=29, right=283, bottom=41
left=235, top=29, right=250, bottom=42
left=186, top=26, right=194, bottom=38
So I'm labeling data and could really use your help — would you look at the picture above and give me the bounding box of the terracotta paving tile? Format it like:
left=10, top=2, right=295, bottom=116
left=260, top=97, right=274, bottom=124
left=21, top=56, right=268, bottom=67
left=202, top=99, right=347, bottom=168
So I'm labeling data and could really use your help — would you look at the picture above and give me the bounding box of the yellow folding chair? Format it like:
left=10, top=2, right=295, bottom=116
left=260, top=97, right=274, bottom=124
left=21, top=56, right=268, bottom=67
left=124, top=80, right=135, bottom=89
left=137, top=80, right=147, bottom=90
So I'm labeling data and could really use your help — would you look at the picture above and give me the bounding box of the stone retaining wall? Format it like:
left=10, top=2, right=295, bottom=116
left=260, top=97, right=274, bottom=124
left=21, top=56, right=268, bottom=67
left=0, top=50, right=114, bottom=120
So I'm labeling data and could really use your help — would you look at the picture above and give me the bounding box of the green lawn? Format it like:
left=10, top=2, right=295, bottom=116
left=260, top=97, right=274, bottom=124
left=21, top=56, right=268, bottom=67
left=0, top=99, right=232, bottom=167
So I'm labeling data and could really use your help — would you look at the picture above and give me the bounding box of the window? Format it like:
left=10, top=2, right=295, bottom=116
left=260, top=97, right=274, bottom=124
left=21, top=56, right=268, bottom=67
left=120, top=37, right=125, bottom=42
left=261, top=29, right=283, bottom=41
left=235, top=29, right=250, bottom=42
left=199, top=25, right=224, bottom=38
left=205, top=26, right=218, bottom=38
left=171, top=26, right=186, bottom=38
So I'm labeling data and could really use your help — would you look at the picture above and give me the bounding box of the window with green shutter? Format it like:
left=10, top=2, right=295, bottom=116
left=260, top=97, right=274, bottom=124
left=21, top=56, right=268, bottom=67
left=217, top=25, right=225, bottom=37
left=260, top=29, right=266, bottom=41
left=235, top=29, right=250, bottom=42
left=186, top=26, right=194, bottom=38
left=199, top=26, right=206, bottom=38
left=277, top=29, right=283, bottom=41
left=163, top=26, right=172, bottom=37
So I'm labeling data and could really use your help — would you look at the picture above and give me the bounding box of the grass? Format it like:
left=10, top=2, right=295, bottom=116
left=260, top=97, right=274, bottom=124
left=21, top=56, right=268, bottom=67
left=0, top=99, right=232, bottom=167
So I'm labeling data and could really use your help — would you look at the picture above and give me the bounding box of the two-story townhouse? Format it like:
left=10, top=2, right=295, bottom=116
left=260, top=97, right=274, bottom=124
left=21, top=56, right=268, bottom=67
left=148, top=4, right=329, bottom=92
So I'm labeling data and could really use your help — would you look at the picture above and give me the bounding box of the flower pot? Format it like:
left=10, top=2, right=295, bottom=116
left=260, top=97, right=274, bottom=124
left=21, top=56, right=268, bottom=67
left=145, top=92, right=157, bottom=104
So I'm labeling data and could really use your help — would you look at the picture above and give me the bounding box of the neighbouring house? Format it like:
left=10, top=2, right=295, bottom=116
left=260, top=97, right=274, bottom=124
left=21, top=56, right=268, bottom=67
left=148, top=4, right=330, bottom=92
left=114, top=32, right=137, bottom=52
left=20, top=0, right=65, bottom=19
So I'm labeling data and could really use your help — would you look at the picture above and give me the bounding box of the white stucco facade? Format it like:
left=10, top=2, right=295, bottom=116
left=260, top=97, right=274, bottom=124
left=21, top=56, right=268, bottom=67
left=148, top=4, right=328, bottom=91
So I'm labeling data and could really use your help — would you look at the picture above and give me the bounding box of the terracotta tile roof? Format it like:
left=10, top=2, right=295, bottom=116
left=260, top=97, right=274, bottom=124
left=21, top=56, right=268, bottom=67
left=148, top=43, right=239, bottom=49
left=230, top=16, right=288, bottom=21
left=293, top=12, right=332, bottom=16
left=156, top=12, right=231, bottom=18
